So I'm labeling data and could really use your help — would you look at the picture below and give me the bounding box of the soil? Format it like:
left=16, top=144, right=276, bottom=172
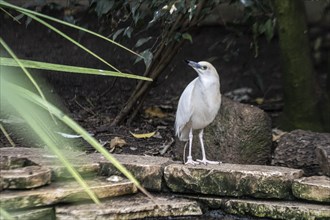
left=0, top=10, right=325, bottom=160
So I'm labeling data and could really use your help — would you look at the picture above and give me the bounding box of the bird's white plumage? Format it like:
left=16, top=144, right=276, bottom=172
left=175, top=61, right=221, bottom=165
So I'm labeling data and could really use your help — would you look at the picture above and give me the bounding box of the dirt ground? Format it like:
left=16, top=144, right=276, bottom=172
left=0, top=11, right=323, bottom=160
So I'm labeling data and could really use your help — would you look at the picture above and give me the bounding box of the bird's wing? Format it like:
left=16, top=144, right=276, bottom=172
left=175, top=78, right=197, bottom=140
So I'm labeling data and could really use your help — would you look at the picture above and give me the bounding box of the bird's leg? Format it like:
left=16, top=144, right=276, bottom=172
left=197, top=129, right=220, bottom=165
left=185, top=128, right=199, bottom=165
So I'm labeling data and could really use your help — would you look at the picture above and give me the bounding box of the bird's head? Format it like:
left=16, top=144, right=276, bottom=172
left=185, top=60, right=219, bottom=78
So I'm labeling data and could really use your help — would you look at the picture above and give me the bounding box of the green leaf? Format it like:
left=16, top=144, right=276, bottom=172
left=95, top=0, right=114, bottom=17
left=182, top=33, right=193, bottom=43
left=0, top=1, right=142, bottom=58
left=134, top=37, right=152, bottom=48
left=264, top=18, right=274, bottom=42
left=124, top=26, right=133, bottom=38
left=135, top=49, right=153, bottom=69
left=112, top=28, right=124, bottom=41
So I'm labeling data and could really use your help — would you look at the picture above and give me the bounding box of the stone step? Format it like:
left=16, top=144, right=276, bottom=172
left=187, top=196, right=330, bottom=220
left=56, top=193, right=202, bottom=219
left=0, top=147, right=99, bottom=180
left=6, top=207, right=54, bottom=220
left=89, top=153, right=173, bottom=191
left=292, top=176, right=330, bottom=203
left=0, top=165, right=51, bottom=190
left=164, top=163, right=303, bottom=199
left=0, top=177, right=137, bottom=210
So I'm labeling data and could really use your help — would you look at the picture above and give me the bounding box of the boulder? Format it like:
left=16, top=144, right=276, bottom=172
left=315, top=145, right=330, bottom=176
left=272, top=130, right=330, bottom=176
left=174, top=97, right=272, bottom=165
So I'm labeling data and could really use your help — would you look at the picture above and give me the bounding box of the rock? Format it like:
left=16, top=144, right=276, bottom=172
left=272, top=130, right=330, bottom=176
left=91, top=153, right=173, bottom=191
left=0, top=165, right=51, bottom=190
left=292, top=176, right=330, bottom=203
left=0, top=147, right=100, bottom=180
left=0, top=156, right=33, bottom=170
left=192, top=196, right=330, bottom=220
left=0, top=177, right=137, bottom=210
left=174, top=97, right=272, bottom=165
left=8, top=207, right=54, bottom=220
left=315, top=145, right=330, bottom=176
left=164, top=163, right=303, bottom=199
left=56, top=193, right=202, bottom=219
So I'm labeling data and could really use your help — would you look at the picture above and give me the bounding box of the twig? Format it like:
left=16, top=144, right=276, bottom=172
left=0, top=123, right=16, bottom=147
left=0, top=7, right=21, bottom=24
left=74, top=99, right=96, bottom=116
left=159, top=137, right=174, bottom=155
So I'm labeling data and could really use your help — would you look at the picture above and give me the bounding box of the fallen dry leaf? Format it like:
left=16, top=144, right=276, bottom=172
left=130, top=131, right=156, bottom=139
left=144, top=106, right=167, bottom=118
left=110, top=137, right=127, bottom=152
left=255, top=98, right=264, bottom=105
left=272, top=128, right=287, bottom=142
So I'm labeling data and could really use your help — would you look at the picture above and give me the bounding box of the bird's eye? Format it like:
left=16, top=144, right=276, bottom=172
left=201, top=66, right=207, bottom=70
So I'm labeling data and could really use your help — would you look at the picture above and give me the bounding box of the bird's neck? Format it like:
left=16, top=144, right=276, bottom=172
left=198, top=75, right=220, bottom=89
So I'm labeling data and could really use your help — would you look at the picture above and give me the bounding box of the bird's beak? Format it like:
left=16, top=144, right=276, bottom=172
left=185, top=60, right=202, bottom=69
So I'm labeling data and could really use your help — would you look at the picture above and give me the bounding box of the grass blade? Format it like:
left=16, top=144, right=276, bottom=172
left=16, top=10, right=121, bottom=72
left=6, top=82, right=155, bottom=201
left=0, top=57, right=152, bottom=81
left=2, top=80, right=101, bottom=205
left=0, top=37, right=57, bottom=123
left=0, top=0, right=142, bottom=58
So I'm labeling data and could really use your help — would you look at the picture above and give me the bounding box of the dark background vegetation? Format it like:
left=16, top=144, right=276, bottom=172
left=0, top=0, right=329, bottom=156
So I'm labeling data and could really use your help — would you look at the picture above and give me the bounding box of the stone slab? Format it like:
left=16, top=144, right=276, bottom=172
left=292, top=176, right=330, bottom=203
left=7, top=207, right=54, bottom=220
left=0, top=177, right=137, bottom=210
left=56, top=193, right=202, bottom=220
left=0, top=165, right=51, bottom=190
left=191, top=196, right=330, bottom=220
left=90, top=153, right=173, bottom=191
left=164, top=163, right=303, bottom=199
left=0, top=147, right=100, bottom=180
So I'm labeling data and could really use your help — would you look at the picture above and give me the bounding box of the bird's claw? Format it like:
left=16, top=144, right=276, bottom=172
left=185, top=157, right=200, bottom=165
left=196, top=159, right=221, bottom=165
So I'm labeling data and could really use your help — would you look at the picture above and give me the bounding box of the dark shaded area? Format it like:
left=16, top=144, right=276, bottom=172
left=0, top=10, right=326, bottom=158
left=274, top=0, right=324, bottom=131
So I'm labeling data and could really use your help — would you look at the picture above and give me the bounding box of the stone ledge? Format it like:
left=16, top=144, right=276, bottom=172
left=164, top=163, right=303, bottom=199
left=7, top=207, right=54, bottom=220
left=90, top=153, right=173, bottom=191
left=292, top=176, right=330, bottom=203
left=56, top=193, right=202, bottom=219
left=186, top=196, right=330, bottom=220
left=0, top=177, right=137, bottom=210
left=0, top=165, right=51, bottom=190
left=0, top=147, right=99, bottom=180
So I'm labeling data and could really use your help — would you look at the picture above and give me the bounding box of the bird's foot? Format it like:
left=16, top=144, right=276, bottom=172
left=197, top=159, right=221, bottom=165
left=185, top=156, right=200, bottom=165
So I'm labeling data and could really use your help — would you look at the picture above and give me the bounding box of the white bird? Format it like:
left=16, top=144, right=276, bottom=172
left=175, top=60, right=221, bottom=165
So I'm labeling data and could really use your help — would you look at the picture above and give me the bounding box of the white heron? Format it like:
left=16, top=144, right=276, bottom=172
left=175, top=60, right=221, bottom=165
